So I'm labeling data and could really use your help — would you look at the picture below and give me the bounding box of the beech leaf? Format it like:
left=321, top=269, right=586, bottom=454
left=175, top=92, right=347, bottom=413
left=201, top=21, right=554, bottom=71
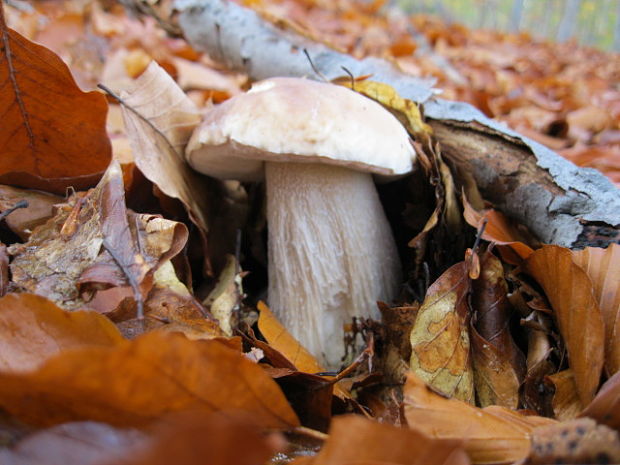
left=403, top=374, right=555, bottom=464
left=409, top=261, right=474, bottom=402
left=0, top=293, right=124, bottom=373
left=580, top=370, right=620, bottom=432
left=0, top=331, right=300, bottom=429
left=0, top=4, right=111, bottom=194
left=525, top=245, right=605, bottom=405
left=571, top=244, right=620, bottom=375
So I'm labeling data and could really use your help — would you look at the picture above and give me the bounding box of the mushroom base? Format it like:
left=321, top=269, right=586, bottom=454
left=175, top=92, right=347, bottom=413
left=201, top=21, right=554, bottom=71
left=266, top=161, right=401, bottom=369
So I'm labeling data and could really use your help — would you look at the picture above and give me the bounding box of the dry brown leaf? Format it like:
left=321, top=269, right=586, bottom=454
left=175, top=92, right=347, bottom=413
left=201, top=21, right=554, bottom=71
left=409, top=261, right=474, bottom=402
left=119, top=61, right=212, bottom=271
left=580, top=370, right=620, bottom=432
left=0, top=421, right=147, bottom=465
left=258, top=301, right=324, bottom=374
left=172, top=57, right=245, bottom=95
left=0, top=331, right=299, bottom=429
left=571, top=244, right=620, bottom=375
left=0, top=293, right=124, bottom=373
left=546, top=370, right=583, bottom=422
left=462, top=193, right=534, bottom=264
left=118, top=411, right=282, bottom=465
left=203, top=254, right=243, bottom=336
left=403, top=373, right=556, bottom=464
left=0, top=185, right=62, bottom=240
left=471, top=251, right=525, bottom=408
left=0, top=5, right=111, bottom=194
left=304, top=414, right=470, bottom=465
left=9, top=161, right=188, bottom=313
left=525, top=245, right=605, bottom=406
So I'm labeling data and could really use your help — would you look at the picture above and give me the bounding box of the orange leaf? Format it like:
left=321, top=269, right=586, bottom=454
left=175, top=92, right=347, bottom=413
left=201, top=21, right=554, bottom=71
left=0, top=5, right=111, bottom=193
left=524, top=245, right=605, bottom=405
left=580, top=370, right=620, bottom=432
left=403, top=374, right=555, bottom=464
left=571, top=244, right=620, bottom=375
left=306, top=414, right=470, bottom=465
left=258, top=301, right=323, bottom=374
left=409, top=261, right=473, bottom=402
left=0, top=331, right=299, bottom=429
left=0, top=293, right=124, bottom=373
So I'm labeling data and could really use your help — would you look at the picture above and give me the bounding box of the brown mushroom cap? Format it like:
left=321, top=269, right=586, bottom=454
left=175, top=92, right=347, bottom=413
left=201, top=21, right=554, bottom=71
left=185, top=77, right=415, bottom=180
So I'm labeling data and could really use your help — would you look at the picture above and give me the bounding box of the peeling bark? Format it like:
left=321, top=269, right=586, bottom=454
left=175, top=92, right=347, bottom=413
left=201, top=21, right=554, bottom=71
left=173, top=0, right=620, bottom=247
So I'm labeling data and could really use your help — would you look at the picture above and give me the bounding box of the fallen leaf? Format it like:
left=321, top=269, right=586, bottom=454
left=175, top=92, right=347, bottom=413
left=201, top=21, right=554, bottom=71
left=471, top=251, right=525, bottom=408
left=9, top=161, right=188, bottom=314
left=403, top=373, right=555, bottom=464
left=0, top=4, right=111, bottom=193
left=462, top=193, right=534, bottom=264
left=0, top=185, right=62, bottom=240
left=0, top=293, right=124, bottom=373
left=580, top=370, right=620, bottom=432
left=377, top=301, right=419, bottom=384
left=119, top=411, right=283, bottom=465
left=571, top=244, right=620, bottom=375
left=119, top=61, right=213, bottom=271
left=203, top=254, right=243, bottom=336
left=0, top=331, right=299, bottom=429
left=258, top=301, right=324, bottom=374
left=303, top=414, right=470, bottom=465
left=546, top=370, right=583, bottom=421
left=524, top=245, right=605, bottom=405
left=409, top=261, right=474, bottom=402
left=0, top=421, right=147, bottom=465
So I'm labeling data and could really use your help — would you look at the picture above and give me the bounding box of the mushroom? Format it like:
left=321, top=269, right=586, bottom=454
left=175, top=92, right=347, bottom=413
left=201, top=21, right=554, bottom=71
left=186, top=77, right=415, bottom=368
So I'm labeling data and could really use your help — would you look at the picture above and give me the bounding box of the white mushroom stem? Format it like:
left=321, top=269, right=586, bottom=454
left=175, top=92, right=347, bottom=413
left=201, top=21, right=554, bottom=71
left=266, top=161, right=402, bottom=369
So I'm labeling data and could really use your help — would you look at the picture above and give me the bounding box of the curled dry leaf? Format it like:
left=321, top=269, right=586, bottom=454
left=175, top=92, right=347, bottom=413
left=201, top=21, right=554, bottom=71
left=302, top=414, right=470, bottom=465
left=0, top=331, right=299, bottom=429
left=524, top=245, right=605, bottom=406
left=0, top=5, right=111, bottom=194
left=0, top=293, right=124, bottom=373
left=471, top=251, right=525, bottom=408
left=462, top=193, right=534, bottom=264
left=119, top=61, right=212, bottom=269
left=571, top=244, right=620, bottom=375
left=9, top=161, right=188, bottom=313
left=403, top=374, right=556, bottom=465
left=203, top=254, right=244, bottom=336
left=0, top=421, right=147, bottom=465
left=580, top=370, right=620, bottom=432
left=0, top=185, right=62, bottom=240
left=409, top=261, right=474, bottom=402
left=546, top=370, right=583, bottom=422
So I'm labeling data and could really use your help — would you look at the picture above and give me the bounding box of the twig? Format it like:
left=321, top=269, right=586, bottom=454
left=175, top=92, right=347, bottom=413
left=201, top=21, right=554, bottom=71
left=290, top=426, right=328, bottom=442
left=0, top=199, right=28, bottom=222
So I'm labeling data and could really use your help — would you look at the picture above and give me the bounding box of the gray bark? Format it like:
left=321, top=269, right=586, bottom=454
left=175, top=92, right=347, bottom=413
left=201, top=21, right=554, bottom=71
left=557, top=0, right=581, bottom=42
left=510, top=0, right=525, bottom=32
left=174, top=0, right=620, bottom=248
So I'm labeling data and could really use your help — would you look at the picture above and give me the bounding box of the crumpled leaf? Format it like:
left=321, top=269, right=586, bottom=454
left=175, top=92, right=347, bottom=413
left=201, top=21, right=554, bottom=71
left=580, top=370, right=620, bottom=432
left=0, top=421, right=147, bottom=465
left=546, top=370, right=583, bottom=422
left=462, top=193, right=534, bottom=264
left=409, top=261, right=474, bottom=402
left=9, top=161, right=188, bottom=314
left=524, top=245, right=605, bottom=406
left=0, top=331, right=299, bottom=429
left=403, top=373, right=555, bottom=464
left=119, top=61, right=212, bottom=270
left=300, top=414, right=470, bottom=465
left=203, top=254, right=244, bottom=336
left=0, top=4, right=111, bottom=194
left=471, top=251, right=525, bottom=408
left=571, top=244, right=620, bottom=375
left=0, top=293, right=124, bottom=373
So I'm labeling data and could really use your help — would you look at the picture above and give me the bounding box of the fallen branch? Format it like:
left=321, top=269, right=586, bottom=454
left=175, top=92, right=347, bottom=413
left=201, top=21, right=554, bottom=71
left=173, top=0, right=619, bottom=248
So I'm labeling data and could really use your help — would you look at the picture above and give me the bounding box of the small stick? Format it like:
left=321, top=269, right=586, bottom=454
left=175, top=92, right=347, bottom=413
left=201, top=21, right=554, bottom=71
left=291, top=426, right=328, bottom=442
left=0, top=200, right=28, bottom=222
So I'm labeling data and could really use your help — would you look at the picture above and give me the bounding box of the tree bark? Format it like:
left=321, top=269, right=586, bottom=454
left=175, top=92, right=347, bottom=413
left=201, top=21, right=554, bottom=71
left=173, top=0, right=619, bottom=248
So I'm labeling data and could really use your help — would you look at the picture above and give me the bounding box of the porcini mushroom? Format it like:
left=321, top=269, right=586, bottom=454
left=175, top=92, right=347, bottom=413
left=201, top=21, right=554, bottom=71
left=186, top=77, right=415, bottom=368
